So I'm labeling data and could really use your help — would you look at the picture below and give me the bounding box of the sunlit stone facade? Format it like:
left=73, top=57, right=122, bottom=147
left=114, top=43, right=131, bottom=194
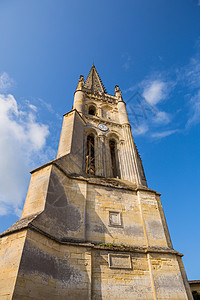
left=0, top=66, right=192, bottom=299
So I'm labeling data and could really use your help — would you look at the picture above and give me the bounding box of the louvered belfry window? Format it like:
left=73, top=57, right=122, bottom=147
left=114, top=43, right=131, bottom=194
left=86, top=134, right=95, bottom=175
left=109, top=139, right=117, bottom=178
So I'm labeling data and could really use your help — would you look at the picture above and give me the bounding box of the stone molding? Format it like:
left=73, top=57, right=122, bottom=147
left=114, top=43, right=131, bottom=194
left=0, top=226, right=183, bottom=258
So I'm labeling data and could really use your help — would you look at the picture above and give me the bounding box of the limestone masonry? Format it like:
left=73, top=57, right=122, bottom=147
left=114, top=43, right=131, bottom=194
left=0, top=66, right=193, bottom=299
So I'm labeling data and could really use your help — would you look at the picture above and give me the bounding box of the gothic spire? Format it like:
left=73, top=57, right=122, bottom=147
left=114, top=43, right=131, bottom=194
left=84, top=65, right=107, bottom=94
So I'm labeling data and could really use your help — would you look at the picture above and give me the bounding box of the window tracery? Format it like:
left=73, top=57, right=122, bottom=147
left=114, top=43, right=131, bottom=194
left=86, top=134, right=95, bottom=175
left=109, top=139, right=118, bottom=178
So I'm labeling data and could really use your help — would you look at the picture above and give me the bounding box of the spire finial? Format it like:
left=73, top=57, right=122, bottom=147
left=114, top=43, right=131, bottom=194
left=76, top=75, right=84, bottom=91
left=115, top=85, right=123, bottom=100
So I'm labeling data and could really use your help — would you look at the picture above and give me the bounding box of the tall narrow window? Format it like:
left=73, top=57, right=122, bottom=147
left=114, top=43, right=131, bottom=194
left=86, top=134, right=95, bottom=175
left=109, top=139, right=118, bottom=178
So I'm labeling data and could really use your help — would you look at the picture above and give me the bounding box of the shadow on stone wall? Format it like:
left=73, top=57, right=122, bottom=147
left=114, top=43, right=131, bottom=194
left=13, top=166, right=108, bottom=299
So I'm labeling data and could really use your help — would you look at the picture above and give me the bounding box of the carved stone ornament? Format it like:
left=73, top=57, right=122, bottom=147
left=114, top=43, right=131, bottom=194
left=97, top=123, right=108, bottom=132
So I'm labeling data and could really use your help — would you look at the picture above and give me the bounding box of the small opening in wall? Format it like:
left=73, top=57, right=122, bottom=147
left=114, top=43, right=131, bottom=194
left=86, top=134, right=95, bottom=175
left=88, top=106, right=96, bottom=116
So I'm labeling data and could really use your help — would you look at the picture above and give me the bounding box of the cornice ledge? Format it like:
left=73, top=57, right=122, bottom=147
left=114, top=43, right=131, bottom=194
left=63, top=109, right=87, bottom=124
left=2, top=223, right=183, bottom=258
left=136, top=186, right=161, bottom=196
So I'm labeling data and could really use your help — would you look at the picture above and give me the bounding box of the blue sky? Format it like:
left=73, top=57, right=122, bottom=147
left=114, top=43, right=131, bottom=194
left=0, top=0, right=200, bottom=279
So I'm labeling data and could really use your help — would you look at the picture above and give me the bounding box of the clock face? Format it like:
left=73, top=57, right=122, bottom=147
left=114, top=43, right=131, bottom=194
left=98, top=123, right=108, bottom=132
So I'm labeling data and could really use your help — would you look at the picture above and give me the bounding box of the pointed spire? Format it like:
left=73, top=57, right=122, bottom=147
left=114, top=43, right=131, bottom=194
left=84, top=65, right=107, bottom=94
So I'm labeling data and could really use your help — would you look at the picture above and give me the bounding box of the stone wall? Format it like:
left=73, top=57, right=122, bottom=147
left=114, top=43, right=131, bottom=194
left=22, top=165, right=52, bottom=218
left=0, top=67, right=193, bottom=299
left=0, top=159, right=193, bottom=299
left=1, top=228, right=190, bottom=300
left=57, top=110, right=85, bottom=163
left=0, top=231, right=27, bottom=299
left=28, top=164, right=172, bottom=249
left=31, top=165, right=87, bottom=241
left=92, top=249, right=154, bottom=299
left=13, top=229, right=91, bottom=300
left=189, top=281, right=200, bottom=299
left=0, top=170, right=193, bottom=299
left=86, top=183, right=146, bottom=246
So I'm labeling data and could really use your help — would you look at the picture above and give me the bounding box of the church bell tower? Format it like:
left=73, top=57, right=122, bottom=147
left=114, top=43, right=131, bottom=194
left=57, top=65, right=147, bottom=186
left=0, top=66, right=192, bottom=299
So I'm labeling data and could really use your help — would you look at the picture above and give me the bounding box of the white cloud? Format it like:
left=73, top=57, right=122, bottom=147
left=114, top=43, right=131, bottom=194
left=184, top=57, right=200, bottom=89
left=122, top=53, right=131, bottom=71
left=142, top=80, right=168, bottom=105
left=153, top=111, right=170, bottom=124
left=124, top=86, right=135, bottom=93
left=186, top=90, right=200, bottom=128
left=0, top=204, right=8, bottom=216
left=125, top=37, right=200, bottom=138
left=151, top=129, right=178, bottom=139
left=29, top=104, right=37, bottom=112
left=0, top=94, right=49, bottom=217
left=126, top=79, right=172, bottom=137
left=179, top=40, right=200, bottom=129
left=38, top=98, right=62, bottom=120
left=132, top=123, right=149, bottom=136
left=0, top=72, right=14, bottom=91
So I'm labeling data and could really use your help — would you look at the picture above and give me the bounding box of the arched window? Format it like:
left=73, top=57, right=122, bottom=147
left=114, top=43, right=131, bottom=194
left=109, top=139, right=118, bottom=178
left=86, top=134, right=95, bottom=175
left=88, top=105, right=96, bottom=116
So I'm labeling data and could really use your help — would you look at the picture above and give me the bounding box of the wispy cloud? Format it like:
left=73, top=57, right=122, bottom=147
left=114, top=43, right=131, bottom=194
left=182, top=41, right=200, bottom=128
left=29, top=103, right=37, bottom=112
left=186, top=90, right=200, bottom=128
left=184, top=57, right=200, bottom=90
left=38, top=97, right=54, bottom=113
left=153, top=111, right=170, bottom=124
left=0, top=72, right=14, bottom=92
left=38, top=97, right=62, bottom=120
left=125, top=37, right=200, bottom=138
left=132, top=123, right=149, bottom=136
left=122, top=53, right=132, bottom=71
left=151, top=129, right=179, bottom=139
left=0, top=94, right=50, bottom=217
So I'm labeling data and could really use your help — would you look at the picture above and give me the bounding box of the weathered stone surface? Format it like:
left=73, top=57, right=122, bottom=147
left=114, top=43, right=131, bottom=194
left=0, top=66, right=193, bottom=299
left=189, top=280, right=200, bottom=299
left=0, top=231, right=27, bottom=299
left=108, top=253, right=132, bottom=269
left=13, top=230, right=91, bottom=300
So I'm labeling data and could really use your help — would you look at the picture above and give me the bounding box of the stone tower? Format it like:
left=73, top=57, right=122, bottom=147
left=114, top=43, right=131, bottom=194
left=0, top=66, right=192, bottom=299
